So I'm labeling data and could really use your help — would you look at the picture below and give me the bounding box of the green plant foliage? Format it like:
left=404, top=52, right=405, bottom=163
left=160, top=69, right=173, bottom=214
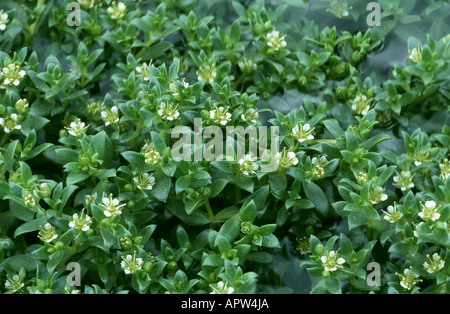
left=0, top=0, right=448, bottom=294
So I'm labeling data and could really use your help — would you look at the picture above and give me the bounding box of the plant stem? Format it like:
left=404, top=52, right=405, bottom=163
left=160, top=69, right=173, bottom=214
left=136, top=40, right=154, bottom=59
left=234, top=182, right=241, bottom=202
left=26, top=0, right=46, bottom=44
left=205, top=201, right=216, bottom=228
left=205, top=201, right=214, bottom=220
left=0, top=133, right=10, bottom=146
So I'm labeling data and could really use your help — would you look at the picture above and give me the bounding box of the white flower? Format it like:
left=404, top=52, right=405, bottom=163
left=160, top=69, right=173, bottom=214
left=38, top=223, right=58, bottom=243
left=210, top=281, right=234, bottom=294
left=158, top=102, right=180, bottom=121
left=238, top=57, right=257, bottom=72
left=398, top=268, right=421, bottom=291
left=5, top=275, right=24, bottom=293
left=1, top=63, right=26, bottom=86
left=350, top=94, right=371, bottom=116
left=382, top=204, right=403, bottom=223
left=418, top=200, right=441, bottom=221
left=133, top=172, right=156, bottom=190
left=210, top=105, right=232, bottom=126
left=196, top=64, right=216, bottom=83
left=327, top=0, right=352, bottom=18
left=120, top=252, right=143, bottom=275
left=439, top=159, right=449, bottom=181
left=141, top=141, right=160, bottom=165
left=168, top=79, right=189, bottom=97
left=107, top=1, right=127, bottom=20
left=136, top=62, right=151, bottom=81
left=77, top=0, right=96, bottom=10
left=275, top=149, right=298, bottom=169
left=99, top=194, right=125, bottom=217
left=292, top=123, right=315, bottom=143
left=368, top=185, right=388, bottom=204
left=413, top=150, right=429, bottom=167
left=408, top=46, right=422, bottom=63
left=66, top=120, right=89, bottom=137
left=393, top=171, right=415, bottom=192
left=33, top=182, right=52, bottom=199
left=265, top=30, right=287, bottom=51
left=0, top=11, right=9, bottom=31
left=238, top=154, right=259, bottom=175
left=0, top=113, right=22, bottom=133
left=241, top=108, right=259, bottom=124
left=423, top=253, right=445, bottom=274
left=69, top=210, right=92, bottom=232
left=15, top=98, right=29, bottom=114
left=101, top=106, right=120, bottom=126
left=320, top=250, right=345, bottom=272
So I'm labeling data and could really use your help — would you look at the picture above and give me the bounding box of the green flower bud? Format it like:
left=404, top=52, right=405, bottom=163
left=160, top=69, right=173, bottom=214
left=241, top=221, right=253, bottom=234
left=163, top=147, right=171, bottom=158
left=167, top=260, right=178, bottom=271
left=201, top=110, right=210, bottom=119
left=305, top=226, right=315, bottom=235
left=54, top=241, right=64, bottom=250
left=15, top=99, right=29, bottom=114
left=315, top=243, right=325, bottom=255
left=120, top=237, right=133, bottom=250
left=298, top=76, right=307, bottom=86
left=134, top=236, right=143, bottom=245
left=336, top=86, right=348, bottom=100
left=253, top=23, right=263, bottom=34
left=202, top=187, right=211, bottom=197
left=15, top=142, right=22, bottom=154
left=124, top=184, right=133, bottom=192
left=351, top=51, right=362, bottom=64
left=143, top=262, right=153, bottom=273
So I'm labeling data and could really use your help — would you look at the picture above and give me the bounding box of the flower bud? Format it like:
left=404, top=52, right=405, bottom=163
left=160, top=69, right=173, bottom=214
left=201, top=110, right=210, bottom=119
left=167, top=260, right=178, bottom=271
left=350, top=51, right=362, bottom=64
left=15, top=99, right=29, bottom=114
left=134, top=236, right=143, bottom=245
left=305, top=226, right=314, bottom=235
left=120, top=237, right=133, bottom=250
left=54, top=241, right=64, bottom=250
left=315, top=243, right=325, bottom=255
left=241, top=221, right=253, bottom=234
left=298, top=76, right=307, bottom=86
left=335, top=86, right=348, bottom=100
left=143, top=262, right=153, bottom=272
left=322, top=270, right=330, bottom=278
